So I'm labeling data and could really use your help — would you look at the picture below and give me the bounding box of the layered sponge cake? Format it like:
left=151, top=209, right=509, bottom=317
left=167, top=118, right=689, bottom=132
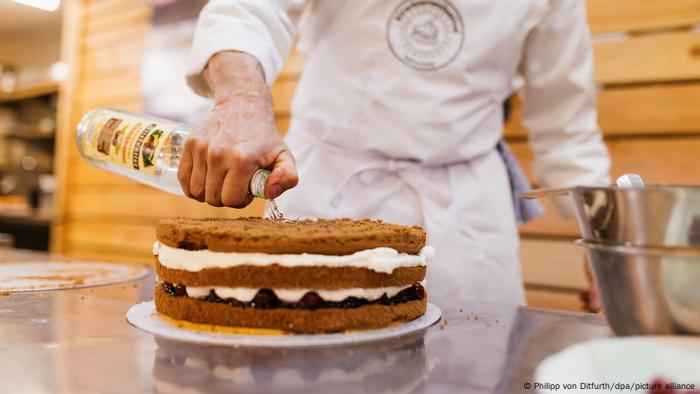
left=153, top=217, right=433, bottom=334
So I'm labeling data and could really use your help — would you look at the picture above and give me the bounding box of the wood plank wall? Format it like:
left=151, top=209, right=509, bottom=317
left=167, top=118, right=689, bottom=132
left=511, top=0, right=700, bottom=310
left=53, top=0, right=700, bottom=310
left=52, top=0, right=292, bottom=262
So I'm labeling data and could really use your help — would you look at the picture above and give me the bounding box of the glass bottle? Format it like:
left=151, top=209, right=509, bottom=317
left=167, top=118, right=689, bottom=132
left=76, top=108, right=270, bottom=198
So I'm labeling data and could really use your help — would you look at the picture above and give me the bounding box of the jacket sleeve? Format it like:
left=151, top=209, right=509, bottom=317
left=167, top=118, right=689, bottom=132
left=520, top=0, right=611, bottom=216
left=187, top=0, right=303, bottom=96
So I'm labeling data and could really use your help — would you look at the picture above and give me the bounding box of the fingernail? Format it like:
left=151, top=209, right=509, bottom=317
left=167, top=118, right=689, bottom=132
left=269, top=184, right=282, bottom=199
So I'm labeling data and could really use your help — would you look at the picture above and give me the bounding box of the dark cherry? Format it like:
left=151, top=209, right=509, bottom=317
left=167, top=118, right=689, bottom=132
left=299, top=292, right=322, bottom=309
left=163, top=282, right=187, bottom=297
left=176, top=241, right=203, bottom=250
left=193, top=282, right=425, bottom=310
left=225, top=298, right=244, bottom=307
left=413, top=283, right=426, bottom=300
left=339, top=297, right=364, bottom=308
left=377, top=294, right=390, bottom=305
left=203, top=290, right=225, bottom=303
left=252, top=289, right=279, bottom=309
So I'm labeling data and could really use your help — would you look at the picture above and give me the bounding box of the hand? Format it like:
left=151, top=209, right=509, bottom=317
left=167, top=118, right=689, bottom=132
left=178, top=51, right=298, bottom=207
left=580, top=256, right=601, bottom=313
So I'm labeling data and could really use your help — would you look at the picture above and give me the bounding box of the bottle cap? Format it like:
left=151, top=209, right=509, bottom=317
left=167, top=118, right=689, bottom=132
left=250, top=169, right=271, bottom=199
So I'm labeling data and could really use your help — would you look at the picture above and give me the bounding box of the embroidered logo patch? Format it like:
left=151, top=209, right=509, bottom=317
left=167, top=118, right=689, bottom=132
left=387, top=0, right=464, bottom=71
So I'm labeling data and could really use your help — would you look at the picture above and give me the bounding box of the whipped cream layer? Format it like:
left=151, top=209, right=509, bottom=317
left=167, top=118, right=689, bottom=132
left=154, top=242, right=434, bottom=274
left=183, top=281, right=424, bottom=303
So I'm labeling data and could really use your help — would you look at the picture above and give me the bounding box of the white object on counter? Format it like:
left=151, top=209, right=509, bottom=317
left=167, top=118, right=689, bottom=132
left=534, top=337, right=700, bottom=393
left=126, top=301, right=442, bottom=347
left=616, top=173, right=645, bottom=188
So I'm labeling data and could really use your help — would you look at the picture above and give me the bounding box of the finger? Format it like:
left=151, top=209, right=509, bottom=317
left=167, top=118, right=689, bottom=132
left=221, top=169, right=255, bottom=208
left=204, top=148, right=227, bottom=207
left=265, top=149, right=299, bottom=199
left=220, top=147, right=257, bottom=207
left=177, top=142, right=194, bottom=198
left=189, top=143, right=207, bottom=202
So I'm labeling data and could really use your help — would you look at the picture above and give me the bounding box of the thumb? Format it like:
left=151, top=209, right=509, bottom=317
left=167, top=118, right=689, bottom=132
left=265, top=148, right=299, bottom=199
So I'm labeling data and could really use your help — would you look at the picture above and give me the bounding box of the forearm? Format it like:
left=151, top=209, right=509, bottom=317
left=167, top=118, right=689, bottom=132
left=203, top=51, right=271, bottom=106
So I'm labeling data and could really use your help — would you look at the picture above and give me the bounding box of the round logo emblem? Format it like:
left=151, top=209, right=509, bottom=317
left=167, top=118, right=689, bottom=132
left=387, top=0, right=464, bottom=71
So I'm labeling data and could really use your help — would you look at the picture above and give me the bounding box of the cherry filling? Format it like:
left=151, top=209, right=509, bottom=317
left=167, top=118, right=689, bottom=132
left=162, top=282, right=425, bottom=309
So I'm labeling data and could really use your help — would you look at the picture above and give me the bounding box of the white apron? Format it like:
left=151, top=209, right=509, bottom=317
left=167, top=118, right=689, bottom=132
left=187, top=0, right=611, bottom=308
left=275, top=123, right=525, bottom=306
left=273, top=0, right=535, bottom=307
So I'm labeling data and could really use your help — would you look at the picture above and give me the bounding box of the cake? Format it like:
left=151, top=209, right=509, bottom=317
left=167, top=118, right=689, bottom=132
left=152, top=217, right=433, bottom=334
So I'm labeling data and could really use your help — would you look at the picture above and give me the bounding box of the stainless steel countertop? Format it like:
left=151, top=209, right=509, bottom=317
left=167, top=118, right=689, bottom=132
left=0, top=249, right=611, bottom=393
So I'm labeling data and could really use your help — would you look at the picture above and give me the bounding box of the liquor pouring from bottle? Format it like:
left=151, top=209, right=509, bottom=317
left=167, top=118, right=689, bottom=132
left=76, top=108, right=284, bottom=219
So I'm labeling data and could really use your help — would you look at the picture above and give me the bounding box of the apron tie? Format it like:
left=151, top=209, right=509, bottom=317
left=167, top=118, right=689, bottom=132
left=329, top=158, right=453, bottom=209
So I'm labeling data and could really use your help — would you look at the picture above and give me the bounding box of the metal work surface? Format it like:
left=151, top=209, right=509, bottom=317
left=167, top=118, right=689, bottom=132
left=0, top=249, right=610, bottom=393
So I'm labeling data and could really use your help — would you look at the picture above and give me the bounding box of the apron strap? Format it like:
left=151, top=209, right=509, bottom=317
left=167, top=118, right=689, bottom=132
left=329, top=159, right=453, bottom=209
left=495, top=140, right=544, bottom=224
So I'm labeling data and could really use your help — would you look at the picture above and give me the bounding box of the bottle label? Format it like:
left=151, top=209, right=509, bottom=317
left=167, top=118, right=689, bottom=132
left=81, top=109, right=179, bottom=175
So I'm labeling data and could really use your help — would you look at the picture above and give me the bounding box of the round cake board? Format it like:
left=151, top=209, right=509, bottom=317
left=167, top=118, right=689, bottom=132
left=127, top=301, right=442, bottom=348
left=0, top=261, right=149, bottom=293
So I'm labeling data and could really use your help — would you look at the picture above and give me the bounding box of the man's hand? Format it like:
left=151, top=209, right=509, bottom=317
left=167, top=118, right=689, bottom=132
left=178, top=51, right=298, bottom=207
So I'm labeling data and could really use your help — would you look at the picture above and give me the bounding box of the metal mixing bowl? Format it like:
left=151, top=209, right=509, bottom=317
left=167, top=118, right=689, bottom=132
left=571, top=185, right=700, bottom=247
left=577, top=240, right=700, bottom=336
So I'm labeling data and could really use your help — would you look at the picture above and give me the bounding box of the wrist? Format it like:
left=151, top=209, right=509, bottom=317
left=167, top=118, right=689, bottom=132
left=204, top=51, right=269, bottom=105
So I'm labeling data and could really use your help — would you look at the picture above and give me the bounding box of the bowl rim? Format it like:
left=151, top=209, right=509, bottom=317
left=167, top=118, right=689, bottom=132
left=575, top=239, right=700, bottom=258
left=572, top=184, right=700, bottom=192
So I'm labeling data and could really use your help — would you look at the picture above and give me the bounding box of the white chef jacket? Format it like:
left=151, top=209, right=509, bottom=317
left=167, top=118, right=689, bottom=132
left=186, top=0, right=611, bottom=307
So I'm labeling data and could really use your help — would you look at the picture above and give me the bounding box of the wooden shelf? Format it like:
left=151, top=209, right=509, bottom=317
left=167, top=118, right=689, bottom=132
left=0, top=81, right=58, bottom=104
left=2, top=132, right=55, bottom=140
left=0, top=212, right=52, bottom=227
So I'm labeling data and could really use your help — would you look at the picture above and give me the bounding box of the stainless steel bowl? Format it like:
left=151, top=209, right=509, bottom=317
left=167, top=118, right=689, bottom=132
left=578, top=240, right=700, bottom=336
left=571, top=185, right=700, bottom=247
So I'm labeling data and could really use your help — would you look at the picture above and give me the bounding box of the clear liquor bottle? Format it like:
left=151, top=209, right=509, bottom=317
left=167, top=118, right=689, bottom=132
left=76, top=108, right=270, bottom=198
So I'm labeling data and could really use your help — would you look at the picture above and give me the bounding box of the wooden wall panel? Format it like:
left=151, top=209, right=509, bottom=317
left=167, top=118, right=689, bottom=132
left=52, top=0, right=296, bottom=260
left=513, top=138, right=700, bottom=236
left=597, top=84, right=700, bottom=134
left=66, top=187, right=266, bottom=223
left=505, top=83, right=700, bottom=138
left=525, top=289, right=582, bottom=312
left=511, top=138, right=700, bottom=187
left=52, top=0, right=700, bottom=312
left=520, top=239, right=586, bottom=291
left=271, top=79, right=297, bottom=117
left=587, top=0, right=700, bottom=33
left=594, top=32, right=700, bottom=85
